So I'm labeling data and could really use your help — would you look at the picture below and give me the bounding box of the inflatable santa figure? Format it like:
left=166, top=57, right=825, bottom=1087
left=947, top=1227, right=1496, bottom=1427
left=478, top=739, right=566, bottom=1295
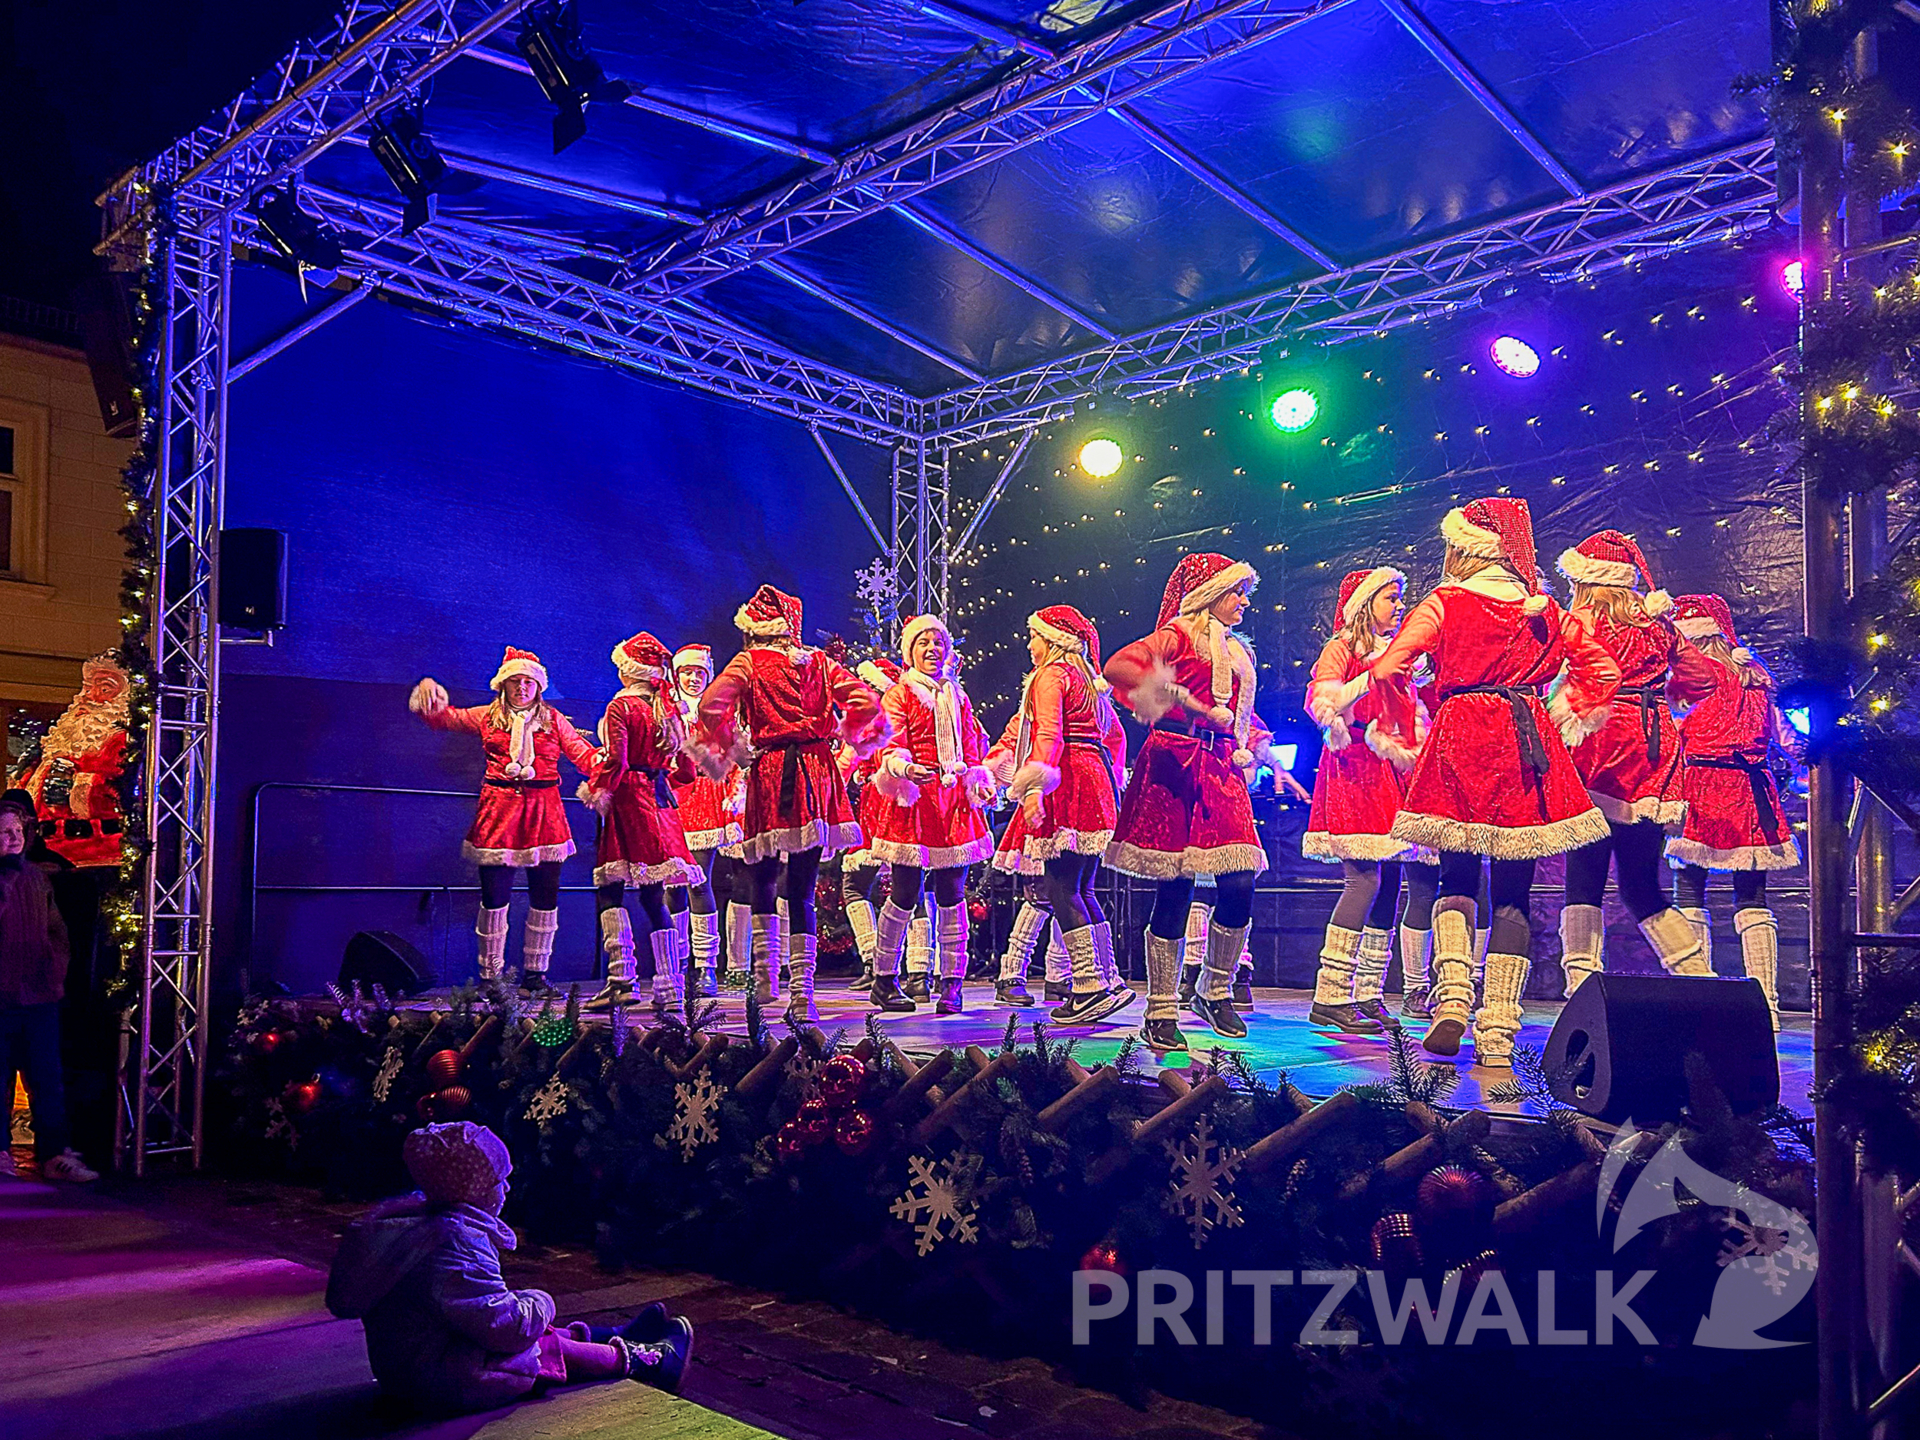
left=21, top=653, right=130, bottom=868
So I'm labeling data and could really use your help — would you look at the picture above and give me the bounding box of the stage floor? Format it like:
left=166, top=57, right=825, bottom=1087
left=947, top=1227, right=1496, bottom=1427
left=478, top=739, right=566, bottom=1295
left=392, top=983, right=1813, bottom=1120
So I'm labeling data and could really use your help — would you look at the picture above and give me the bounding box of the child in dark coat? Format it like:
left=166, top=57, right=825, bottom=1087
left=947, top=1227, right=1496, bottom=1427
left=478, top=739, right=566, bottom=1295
left=326, top=1121, right=691, bottom=1413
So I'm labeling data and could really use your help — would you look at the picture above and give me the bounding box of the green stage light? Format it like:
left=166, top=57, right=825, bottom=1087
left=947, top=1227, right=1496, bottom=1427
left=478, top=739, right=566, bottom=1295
left=1077, top=437, right=1124, bottom=477
left=1269, top=388, right=1319, bottom=432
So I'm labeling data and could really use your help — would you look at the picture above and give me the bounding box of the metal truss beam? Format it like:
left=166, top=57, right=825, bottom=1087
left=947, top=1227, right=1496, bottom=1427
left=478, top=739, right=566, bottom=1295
left=760, top=258, right=987, bottom=384
left=284, top=187, right=917, bottom=444
left=890, top=201, right=1118, bottom=341
left=923, top=138, right=1777, bottom=444
left=624, top=0, right=1359, bottom=302
left=100, top=0, right=542, bottom=253
left=231, top=283, right=372, bottom=381
left=1378, top=0, right=1584, bottom=199
left=891, top=440, right=953, bottom=617
left=809, top=426, right=889, bottom=553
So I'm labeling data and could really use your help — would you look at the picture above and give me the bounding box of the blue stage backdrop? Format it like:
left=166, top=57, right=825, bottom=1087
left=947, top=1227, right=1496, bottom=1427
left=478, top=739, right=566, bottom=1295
left=217, top=270, right=889, bottom=995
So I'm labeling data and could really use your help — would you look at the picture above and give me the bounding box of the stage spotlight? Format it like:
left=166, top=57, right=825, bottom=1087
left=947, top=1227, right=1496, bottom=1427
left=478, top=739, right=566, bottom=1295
left=1078, top=437, right=1124, bottom=478
left=1269, top=388, right=1319, bottom=432
left=1779, top=259, right=1805, bottom=298
left=1490, top=335, right=1541, bottom=377
left=516, top=1, right=632, bottom=153
left=252, top=185, right=344, bottom=279
left=369, top=103, right=450, bottom=234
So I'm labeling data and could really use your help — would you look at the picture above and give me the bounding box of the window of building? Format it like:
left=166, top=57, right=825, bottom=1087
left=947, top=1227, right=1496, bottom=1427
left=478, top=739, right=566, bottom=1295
left=0, top=400, right=48, bottom=585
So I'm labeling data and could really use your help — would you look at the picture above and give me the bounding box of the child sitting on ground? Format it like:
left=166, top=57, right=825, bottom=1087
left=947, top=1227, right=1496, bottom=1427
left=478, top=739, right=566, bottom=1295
left=326, top=1121, right=692, bottom=1413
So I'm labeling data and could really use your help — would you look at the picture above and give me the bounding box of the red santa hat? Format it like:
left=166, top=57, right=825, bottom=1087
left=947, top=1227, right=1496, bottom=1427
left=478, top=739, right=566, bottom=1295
left=1336, top=566, right=1405, bottom=627
left=489, top=646, right=549, bottom=693
left=1028, top=604, right=1103, bottom=670
left=735, top=584, right=803, bottom=640
left=611, top=632, right=672, bottom=684
left=1670, top=593, right=1754, bottom=664
left=671, top=643, right=713, bottom=678
left=857, top=656, right=902, bottom=691
left=1441, top=497, right=1549, bottom=616
left=1556, top=530, right=1673, bottom=617
left=898, top=613, right=952, bottom=663
left=1155, top=552, right=1260, bottom=630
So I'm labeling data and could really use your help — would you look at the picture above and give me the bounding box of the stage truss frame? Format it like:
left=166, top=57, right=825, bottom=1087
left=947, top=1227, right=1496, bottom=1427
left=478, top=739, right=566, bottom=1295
left=101, top=0, right=1780, bottom=1169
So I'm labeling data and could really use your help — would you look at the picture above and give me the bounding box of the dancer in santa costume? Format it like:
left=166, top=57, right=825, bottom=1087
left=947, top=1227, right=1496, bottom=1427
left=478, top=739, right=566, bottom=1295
left=1301, top=566, right=1436, bottom=1035
left=1666, top=594, right=1802, bottom=1029
left=985, top=605, right=1133, bottom=1024
left=582, top=634, right=704, bottom=1018
left=866, top=615, right=997, bottom=1015
left=1370, top=498, right=1619, bottom=1064
left=1554, top=533, right=1721, bottom=997
left=1104, top=553, right=1266, bottom=1051
left=669, top=644, right=743, bottom=1000
left=839, top=658, right=901, bottom=993
left=695, top=586, right=888, bottom=1023
left=411, top=648, right=598, bottom=986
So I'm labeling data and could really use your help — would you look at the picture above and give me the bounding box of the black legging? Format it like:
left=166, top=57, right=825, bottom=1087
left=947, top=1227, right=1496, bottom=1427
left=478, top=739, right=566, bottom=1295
left=1042, top=853, right=1103, bottom=932
left=479, top=861, right=560, bottom=910
left=1150, top=871, right=1255, bottom=938
left=888, top=864, right=967, bottom=912
left=1439, top=851, right=1533, bottom=956
left=687, top=848, right=718, bottom=916
left=1675, top=864, right=1768, bottom=910
left=749, top=849, right=822, bottom=932
left=596, top=880, right=670, bottom=930
left=1565, top=821, right=1670, bottom=921
left=1330, top=859, right=1404, bottom=931
left=1401, top=861, right=1440, bottom=930
left=712, top=853, right=744, bottom=910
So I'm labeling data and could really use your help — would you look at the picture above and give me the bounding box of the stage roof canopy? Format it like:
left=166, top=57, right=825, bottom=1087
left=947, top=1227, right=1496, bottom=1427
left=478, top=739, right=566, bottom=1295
left=109, top=0, right=1780, bottom=444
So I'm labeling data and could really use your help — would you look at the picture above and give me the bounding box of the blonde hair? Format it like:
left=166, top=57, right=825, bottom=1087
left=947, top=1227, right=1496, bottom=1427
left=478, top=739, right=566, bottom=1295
left=487, top=695, right=554, bottom=732
left=1034, top=639, right=1101, bottom=696
left=1693, top=634, right=1771, bottom=690
left=1572, top=582, right=1649, bottom=628
left=1443, top=547, right=1500, bottom=582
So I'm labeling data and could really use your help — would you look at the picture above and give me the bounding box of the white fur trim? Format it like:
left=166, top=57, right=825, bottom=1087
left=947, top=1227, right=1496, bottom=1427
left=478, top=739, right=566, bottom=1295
left=870, top=835, right=998, bottom=869
left=1441, top=508, right=1503, bottom=558
left=1548, top=689, right=1611, bottom=749
left=1389, top=807, right=1609, bottom=860
left=1665, top=835, right=1802, bottom=871
left=839, top=710, right=890, bottom=761
left=1674, top=615, right=1722, bottom=640
left=1643, top=590, right=1674, bottom=618
left=1123, top=654, right=1183, bottom=724
left=490, top=656, right=549, bottom=692
left=1177, top=561, right=1259, bottom=617
left=692, top=734, right=751, bottom=782
left=872, top=765, right=921, bottom=807
left=1521, top=593, right=1550, bottom=617
left=578, top=782, right=612, bottom=816
left=680, top=822, right=744, bottom=850
left=461, top=839, right=576, bottom=867
left=1362, top=719, right=1422, bottom=773
left=990, top=827, right=1115, bottom=875
left=734, top=604, right=791, bottom=638
left=1302, top=830, right=1418, bottom=862
left=1102, top=838, right=1269, bottom=879
left=1591, top=790, right=1686, bottom=828
left=1027, top=613, right=1083, bottom=652
left=1555, top=548, right=1638, bottom=587
left=734, top=820, right=868, bottom=864
left=857, top=660, right=893, bottom=690
left=409, top=678, right=449, bottom=714
left=1341, top=566, right=1406, bottom=626
left=592, top=857, right=703, bottom=888
left=962, top=764, right=998, bottom=808
left=671, top=645, right=712, bottom=674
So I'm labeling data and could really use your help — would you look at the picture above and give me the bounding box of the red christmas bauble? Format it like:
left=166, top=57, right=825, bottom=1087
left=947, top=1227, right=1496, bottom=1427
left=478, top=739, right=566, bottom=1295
left=284, top=1080, right=321, bottom=1114
left=1079, top=1242, right=1127, bottom=1276
left=832, top=1108, right=876, bottom=1156
left=797, top=1096, right=833, bottom=1143
left=426, top=1049, right=462, bottom=1087
left=434, top=1085, right=472, bottom=1119
left=1415, top=1165, right=1495, bottom=1238
left=775, top=1122, right=809, bottom=1162
left=255, top=1030, right=282, bottom=1054
left=968, top=899, right=988, bottom=923
left=1368, top=1212, right=1426, bottom=1276
left=818, top=1055, right=866, bottom=1110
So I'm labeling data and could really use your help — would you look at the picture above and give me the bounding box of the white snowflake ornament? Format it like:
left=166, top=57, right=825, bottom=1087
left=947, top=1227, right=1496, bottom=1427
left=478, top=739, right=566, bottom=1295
left=525, top=1073, right=571, bottom=1130
left=668, top=1069, right=724, bottom=1160
left=371, top=1046, right=404, bottom=1103
left=855, top=558, right=899, bottom=609
left=263, top=1097, right=298, bottom=1151
left=1163, top=1112, right=1243, bottom=1247
left=890, top=1151, right=982, bottom=1256
left=785, top=1046, right=821, bottom=1099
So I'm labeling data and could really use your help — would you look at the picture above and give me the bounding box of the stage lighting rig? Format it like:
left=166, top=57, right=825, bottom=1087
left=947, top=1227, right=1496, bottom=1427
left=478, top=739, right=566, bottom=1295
left=251, top=184, right=345, bottom=283
left=368, top=101, right=451, bottom=234
left=515, top=2, right=632, bottom=152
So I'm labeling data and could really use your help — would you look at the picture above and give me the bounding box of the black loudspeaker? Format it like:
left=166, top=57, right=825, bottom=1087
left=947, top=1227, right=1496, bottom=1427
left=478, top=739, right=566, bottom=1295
left=339, top=931, right=431, bottom=997
left=1542, top=973, right=1779, bottom=1124
left=219, top=528, right=288, bottom=630
left=76, top=273, right=141, bottom=439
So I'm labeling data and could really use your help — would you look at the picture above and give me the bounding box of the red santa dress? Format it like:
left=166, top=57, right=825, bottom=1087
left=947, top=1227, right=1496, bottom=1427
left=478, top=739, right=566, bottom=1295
left=870, top=656, right=996, bottom=870
left=1563, top=610, right=1718, bottom=827
left=668, top=647, right=744, bottom=854
left=694, top=589, right=887, bottom=864
left=1373, top=574, right=1618, bottom=859
left=1104, top=555, right=1267, bottom=880
left=591, top=685, right=702, bottom=889
left=988, top=609, right=1128, bottom=875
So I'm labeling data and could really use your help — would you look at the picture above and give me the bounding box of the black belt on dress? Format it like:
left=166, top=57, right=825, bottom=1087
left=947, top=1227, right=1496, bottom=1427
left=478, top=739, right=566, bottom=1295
left=1441, top=684, right=1549, bottom=776
left=1065, top=737, right=1121, bottom=804
left=758, top=737, right=830, bottom=819
left=1616, top=680, right=1669, bottom=766
left=1149, top=716, right=1235, bottom=755
left=1690, top=755, right=1784, bottom=839
left=485, top=778, right=558, bottom=790
left=631, top=765, right=679, bottom=810
left=60, top=817, right=122, bottom=839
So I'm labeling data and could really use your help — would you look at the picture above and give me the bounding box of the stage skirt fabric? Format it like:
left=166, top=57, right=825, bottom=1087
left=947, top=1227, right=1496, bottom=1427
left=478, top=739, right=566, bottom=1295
left=992, top=743, right=1122, bottom=876
left=1105, top=729, right=1266, bottom=879
left=671, top=772, right=742, bottom=853
left=1302, top=726, right=1416, bottom=863
left=1391, top=691, right=1609, bottom=859
left=1667, top=758, right=1801, bottom=871
left=1570, top=692, right=1687, bottom=827
left=462, top=784, right=576, bottom=868
left=594, top=773, right=702, bottom=888
left=870, top=777, right=995, bottom=870
left=738, top=738, right=864, bottom=864
left=841, top=779, right=890, bottom=871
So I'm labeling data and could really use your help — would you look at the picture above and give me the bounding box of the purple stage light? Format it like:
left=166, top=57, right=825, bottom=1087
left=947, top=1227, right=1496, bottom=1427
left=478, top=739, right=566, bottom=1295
left=1779, top=259, right=1804, bottom=298
left=1489, top=335, right=1540, bottom=378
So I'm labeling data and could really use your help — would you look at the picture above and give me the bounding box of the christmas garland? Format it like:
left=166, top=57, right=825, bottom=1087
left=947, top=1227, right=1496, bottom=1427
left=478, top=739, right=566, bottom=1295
left=221, top=988, right=1815, bottom=1435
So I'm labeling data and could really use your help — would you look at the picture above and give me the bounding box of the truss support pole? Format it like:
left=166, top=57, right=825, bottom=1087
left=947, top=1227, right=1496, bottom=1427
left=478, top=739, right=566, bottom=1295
left=889, top=438, right=952, bottom=621
left=127, top=203, right=230, bottom=1174
left=1800, top=73, right=1855, bottom=1440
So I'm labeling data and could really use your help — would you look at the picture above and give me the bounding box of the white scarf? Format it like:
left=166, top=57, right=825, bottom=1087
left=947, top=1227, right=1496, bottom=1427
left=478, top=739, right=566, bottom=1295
left=903, top=666, right=966, bottom=782
left=1180, top=611, right=1256, bottom=753
left=501, top=703, right=542, bottom=780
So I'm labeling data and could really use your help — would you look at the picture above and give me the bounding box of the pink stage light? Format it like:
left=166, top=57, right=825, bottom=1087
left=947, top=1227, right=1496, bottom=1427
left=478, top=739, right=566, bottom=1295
left=1489, top=335, right=1540, bottom=378
left=1780, top=259, right=1804, bottom=298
